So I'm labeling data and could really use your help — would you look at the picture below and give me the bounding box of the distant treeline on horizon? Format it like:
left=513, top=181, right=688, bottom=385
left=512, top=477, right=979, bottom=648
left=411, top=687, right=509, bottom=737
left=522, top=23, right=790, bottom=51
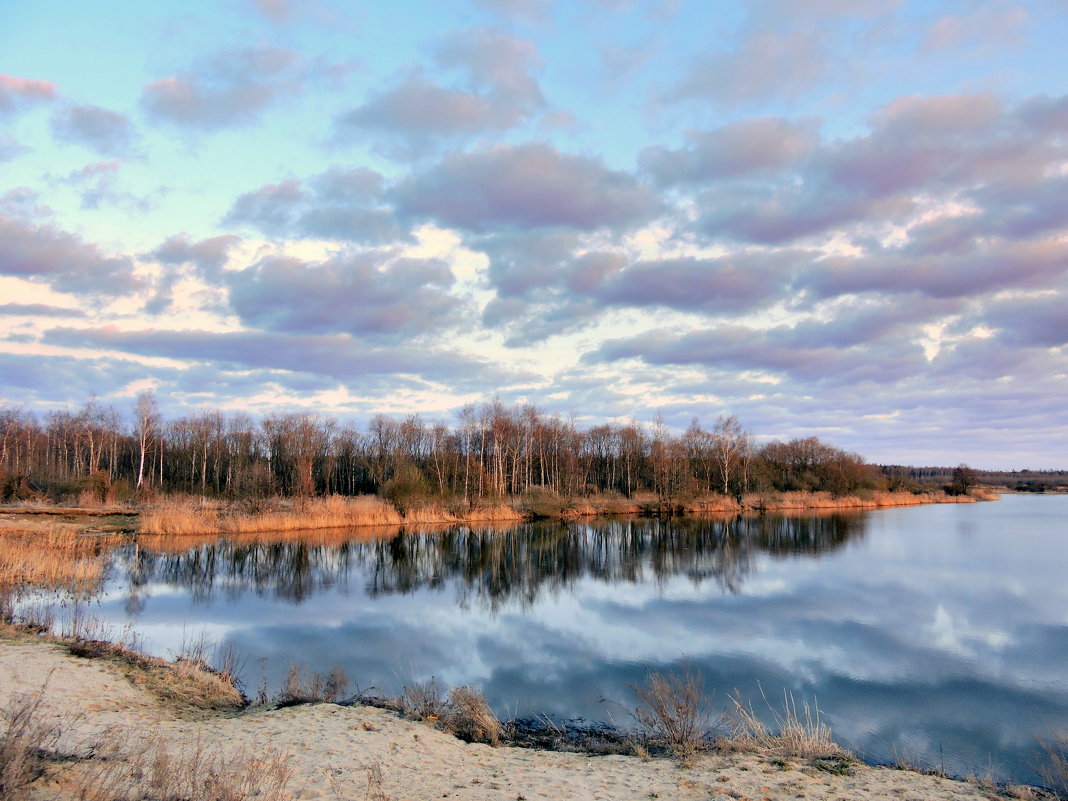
left=0, top=394, right=1030, bottom=506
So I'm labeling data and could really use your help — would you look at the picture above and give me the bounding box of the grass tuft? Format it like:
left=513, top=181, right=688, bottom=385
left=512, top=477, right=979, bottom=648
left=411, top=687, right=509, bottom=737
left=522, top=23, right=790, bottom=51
left=725, top=687, right=850, bottom=760
left=446, top=686, right=502, bottom=747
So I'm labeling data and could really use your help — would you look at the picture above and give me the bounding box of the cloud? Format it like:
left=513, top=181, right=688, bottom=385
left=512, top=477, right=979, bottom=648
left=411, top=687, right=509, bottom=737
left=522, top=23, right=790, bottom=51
left=226, top=251, right=463, bottom=339
left=801, top=239, right=1068, bottom=300
left=0, top=213, right=141, bottom=296
left=250, top=0, right=291, bottom=19
left=337, top=28, right=544, bottom=157
left=984, top=293, right=1068, bottom=348
left=394, top=143, right=660, bottom=232
left=0, top=303, right=86, bottom=318
left=59, top=160, right=138, bottom=210
left=471, top=0, right=553, bottom=22
left=0, top=74, right=55, bottom=114
left=41, top=326, right=520, bottom=387
left=921, top=4, right=1029, bottom=53
left=50, top=105, right=135, bottom=155
left=672, top=31, right=830, bottom=106
left=641, top=117, right=819, bottom=185
left=0, top=135, right=28, bottom=162
left=141, top=46, right=300, bottom=129
left=150, top=232, right=241, bottom=278
left=225, top=168, right=405, bottom=244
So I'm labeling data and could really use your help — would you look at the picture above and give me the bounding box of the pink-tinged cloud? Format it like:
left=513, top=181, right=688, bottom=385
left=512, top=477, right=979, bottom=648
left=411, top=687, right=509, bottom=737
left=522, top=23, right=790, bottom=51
left=0, top=74, right=56, bottom=113
left=641, top=117, right=818, bottom=184
left=0, top=213, right=141, bottom=295
left=394, top=143, right=660, bottom=232
left=50, top=105, right=135, bottom=155
left=140, top=47, right=300, bottom=129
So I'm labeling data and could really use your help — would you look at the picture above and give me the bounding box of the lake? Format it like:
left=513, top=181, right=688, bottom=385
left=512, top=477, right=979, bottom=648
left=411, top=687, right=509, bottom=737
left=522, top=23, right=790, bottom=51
left=79, top=493, right=1067, bottom=785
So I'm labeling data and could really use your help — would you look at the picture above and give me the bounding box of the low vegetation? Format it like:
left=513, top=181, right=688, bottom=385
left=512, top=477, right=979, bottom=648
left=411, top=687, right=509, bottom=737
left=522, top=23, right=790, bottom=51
left=631, top=668, right=712, bottom=759
left=1041, top=730, right=1068, bottom=799
left=0, top=689, right=293, bottom=801
left=400, top=679, right=501, bottom=746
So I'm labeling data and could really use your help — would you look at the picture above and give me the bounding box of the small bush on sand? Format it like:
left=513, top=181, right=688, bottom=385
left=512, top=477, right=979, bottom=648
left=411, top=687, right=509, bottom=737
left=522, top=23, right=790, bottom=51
left=278, top=663, right=350, bottom=705
left=447, top=686, right=501, bottom=746
left=632, top=668, right=712, bottom=759
left=400, top=677, right=449, bottom=721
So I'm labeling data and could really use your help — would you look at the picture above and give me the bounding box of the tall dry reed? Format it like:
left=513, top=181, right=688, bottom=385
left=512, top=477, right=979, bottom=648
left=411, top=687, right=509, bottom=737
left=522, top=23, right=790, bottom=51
left=0, top=527, right=120, bottom=595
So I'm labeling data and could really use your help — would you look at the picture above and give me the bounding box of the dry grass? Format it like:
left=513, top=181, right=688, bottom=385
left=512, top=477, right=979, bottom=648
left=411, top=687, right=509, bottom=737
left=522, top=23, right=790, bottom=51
left=632, top=668, right=712, bottom=759
left=140, top=494, right=528, bottom=537
left=400, top=677, right=449, bottom=721
left=0, top=527, right=121, bottom=595
left=278, top=663, right=350, bottom=705
left=1040, top=730, right=1068, bottom=799
left=140, top=495, right=405, bottom=536
left=725, top=688, right=850, bottom=760
left=446, top=686, right=502, bottom=746
left=1, top=685, right=64, bottom=801
left=67, top=730, right=293, bottom=801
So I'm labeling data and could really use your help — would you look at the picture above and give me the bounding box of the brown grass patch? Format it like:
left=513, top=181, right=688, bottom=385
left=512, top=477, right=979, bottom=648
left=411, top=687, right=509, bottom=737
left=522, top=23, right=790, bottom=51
left=139, top=495, right=405, bottom=536
left=725, top=688, right=850, bottom=760
left=447, top=686, right=502, bottom=746
left=0, top=527, right=122, bottom=595
left=1, top=684, right=64, bottom=801
left=62, top=730, right=293, bottom=801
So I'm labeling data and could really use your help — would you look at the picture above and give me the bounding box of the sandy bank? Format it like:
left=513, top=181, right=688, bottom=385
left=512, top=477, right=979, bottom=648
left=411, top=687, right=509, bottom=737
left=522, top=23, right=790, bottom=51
left=0, top=635, right=1019, bottom=801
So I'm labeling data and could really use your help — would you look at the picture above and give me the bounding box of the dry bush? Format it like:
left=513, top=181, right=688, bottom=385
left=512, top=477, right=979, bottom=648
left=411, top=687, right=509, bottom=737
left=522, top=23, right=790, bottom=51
left=1040, top=730, right=1068, bottom=799
left=278, top=662, right=350, bottom=705
left=726, top=688, right=849, bottom=760
left=632, top=668, right=712, bottom=759
left=447, top=686, right=501, bottom=746
left=400, top=677, right=448, bottom=721
left=0, top=686, right=63, bottom=801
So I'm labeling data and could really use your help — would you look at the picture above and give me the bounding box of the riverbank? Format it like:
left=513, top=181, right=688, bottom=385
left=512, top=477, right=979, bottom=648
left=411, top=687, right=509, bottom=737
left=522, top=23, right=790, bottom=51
left=0, top=631, right=1037, bottom=801
left=0, top=487, right=997, bottom=538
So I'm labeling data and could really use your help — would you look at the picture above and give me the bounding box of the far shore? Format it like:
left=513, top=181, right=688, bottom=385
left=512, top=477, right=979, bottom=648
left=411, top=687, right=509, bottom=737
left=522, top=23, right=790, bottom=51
left=0, top=487, right=998, bottom=539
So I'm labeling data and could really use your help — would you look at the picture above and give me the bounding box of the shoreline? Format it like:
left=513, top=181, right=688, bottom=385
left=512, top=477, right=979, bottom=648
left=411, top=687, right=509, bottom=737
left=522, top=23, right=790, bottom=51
left=0, top=629, right=1042, bottom=801
left=0, top=488, right=998, bottom=538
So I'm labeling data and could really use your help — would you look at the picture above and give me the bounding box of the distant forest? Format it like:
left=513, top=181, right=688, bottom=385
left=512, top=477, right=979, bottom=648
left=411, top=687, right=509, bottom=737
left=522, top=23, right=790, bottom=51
left=0, top=393, right=1048, bottom=506
left=883, top=465, right=1068, bottom=494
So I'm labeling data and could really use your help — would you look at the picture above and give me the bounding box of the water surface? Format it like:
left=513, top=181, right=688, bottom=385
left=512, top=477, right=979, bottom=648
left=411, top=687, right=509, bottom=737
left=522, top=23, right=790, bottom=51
left=86, top=494, right=1068, bottom=785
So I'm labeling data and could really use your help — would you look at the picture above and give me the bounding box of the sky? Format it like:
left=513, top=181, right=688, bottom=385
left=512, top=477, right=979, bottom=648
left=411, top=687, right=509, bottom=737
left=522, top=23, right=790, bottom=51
left=1, top=0, right=1067, bottom=469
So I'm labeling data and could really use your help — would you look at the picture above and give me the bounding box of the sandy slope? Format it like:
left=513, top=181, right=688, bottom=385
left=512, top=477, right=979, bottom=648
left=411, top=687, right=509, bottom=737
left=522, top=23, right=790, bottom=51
left=1, top=638, right=1006, bottom=801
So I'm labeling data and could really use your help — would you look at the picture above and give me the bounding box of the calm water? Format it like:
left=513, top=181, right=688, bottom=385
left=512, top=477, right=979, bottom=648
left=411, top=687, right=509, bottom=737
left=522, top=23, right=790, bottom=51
left=81, top=494, right=1067, bottom=784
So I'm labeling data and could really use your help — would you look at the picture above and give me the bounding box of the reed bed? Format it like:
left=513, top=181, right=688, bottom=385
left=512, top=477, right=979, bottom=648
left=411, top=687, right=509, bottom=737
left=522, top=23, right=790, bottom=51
left=139, top=494, right=526, bottom=536
left=139, top=495, right=403, bottom=536
left=0, top=527, right=120, bottom=595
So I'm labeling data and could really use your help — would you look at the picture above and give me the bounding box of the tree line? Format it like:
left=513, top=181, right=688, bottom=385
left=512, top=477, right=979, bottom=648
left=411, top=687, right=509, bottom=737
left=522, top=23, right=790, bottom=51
left=1, top=393, right=883, bottom=505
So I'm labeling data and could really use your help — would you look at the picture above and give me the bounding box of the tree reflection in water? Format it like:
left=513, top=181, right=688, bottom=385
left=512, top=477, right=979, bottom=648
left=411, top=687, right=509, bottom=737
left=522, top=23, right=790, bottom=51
left=116, top=513, right=865, bottom=613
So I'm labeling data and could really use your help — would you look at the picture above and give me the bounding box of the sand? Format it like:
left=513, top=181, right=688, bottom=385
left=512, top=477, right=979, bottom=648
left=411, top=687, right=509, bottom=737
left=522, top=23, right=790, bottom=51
left=0, top=637, right=1016, bottom=801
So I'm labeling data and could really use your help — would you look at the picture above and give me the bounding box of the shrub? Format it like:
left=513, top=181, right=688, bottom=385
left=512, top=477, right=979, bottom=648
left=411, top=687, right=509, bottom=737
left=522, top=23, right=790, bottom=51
left=400, top=677, right=449, bottom=721
left=632, top=668, right=711, bottom=759
left=380, top=465, right=433, bottom=513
